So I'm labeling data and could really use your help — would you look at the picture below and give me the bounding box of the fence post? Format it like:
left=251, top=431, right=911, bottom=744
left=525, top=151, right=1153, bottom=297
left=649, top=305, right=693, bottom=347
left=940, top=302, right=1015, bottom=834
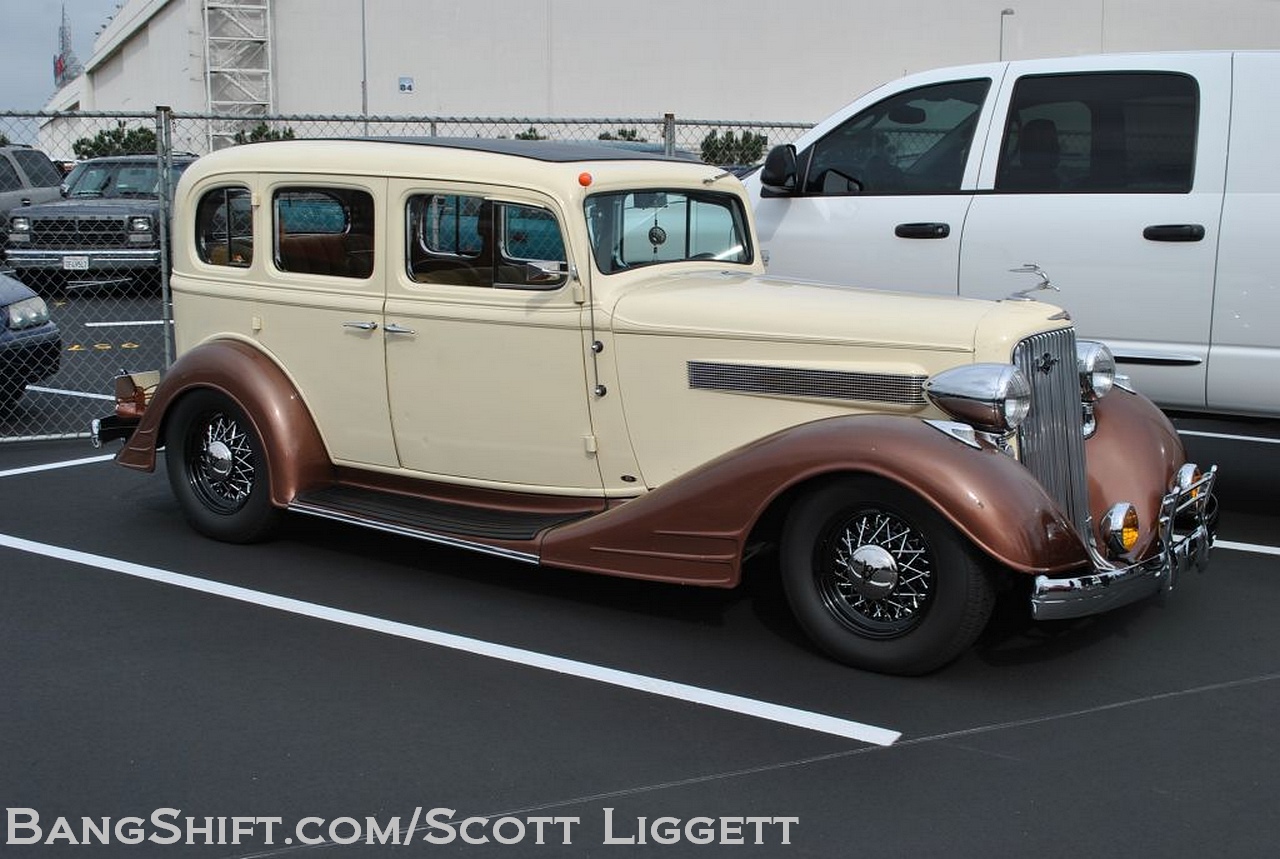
left=155, top=106, right=175, bottom=369
left=663, top=113, right=676, bottom=157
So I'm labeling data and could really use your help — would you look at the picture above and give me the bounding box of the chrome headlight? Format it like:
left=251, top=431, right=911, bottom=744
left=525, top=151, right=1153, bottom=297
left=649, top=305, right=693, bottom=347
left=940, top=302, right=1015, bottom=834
left=5, top=296, right=51, bottom=330
left=1077, top=340, right=1115, bottom=402
left=924, top=363, right=1032, bottom=434
left=128, top=215, right=153, bottom=233
left=9, top=216, right=31, bottom=233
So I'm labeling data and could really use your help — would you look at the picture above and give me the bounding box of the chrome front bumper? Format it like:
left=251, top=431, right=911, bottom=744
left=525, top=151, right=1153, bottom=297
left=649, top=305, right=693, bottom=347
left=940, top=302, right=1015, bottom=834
left=1030, top=465, right=1217, bottom=621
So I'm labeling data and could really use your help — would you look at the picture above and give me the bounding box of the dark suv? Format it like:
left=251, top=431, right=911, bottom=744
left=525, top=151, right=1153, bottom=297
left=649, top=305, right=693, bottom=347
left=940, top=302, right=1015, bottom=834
left=5, top=154, right=195, bottom=292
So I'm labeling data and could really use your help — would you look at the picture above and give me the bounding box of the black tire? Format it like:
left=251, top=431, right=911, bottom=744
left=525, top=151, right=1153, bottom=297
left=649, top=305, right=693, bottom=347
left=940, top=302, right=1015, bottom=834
left=780, top=475, right=995, bottom=675
left=165, top=389, right=280, bottom=543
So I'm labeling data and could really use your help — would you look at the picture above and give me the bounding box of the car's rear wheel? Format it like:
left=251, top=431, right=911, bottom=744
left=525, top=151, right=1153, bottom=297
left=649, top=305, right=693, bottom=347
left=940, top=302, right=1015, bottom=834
left=780, top=475, right=995, bottom=675
left=165, top=390, right=279, bottom=543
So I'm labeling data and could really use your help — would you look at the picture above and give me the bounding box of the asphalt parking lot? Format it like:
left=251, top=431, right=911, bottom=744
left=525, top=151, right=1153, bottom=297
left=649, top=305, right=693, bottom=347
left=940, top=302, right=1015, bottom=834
left=1, top=417, right=1277, bottom=857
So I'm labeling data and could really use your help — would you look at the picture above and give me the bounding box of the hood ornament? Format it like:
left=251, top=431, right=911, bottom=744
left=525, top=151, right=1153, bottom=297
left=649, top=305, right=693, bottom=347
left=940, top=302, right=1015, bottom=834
left=1008, top=263, right=1060, bottom=301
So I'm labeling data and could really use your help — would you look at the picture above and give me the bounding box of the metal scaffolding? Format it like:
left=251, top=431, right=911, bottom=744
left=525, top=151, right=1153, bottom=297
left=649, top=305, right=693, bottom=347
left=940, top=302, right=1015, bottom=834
left=203, top=0, right=273, bottom=149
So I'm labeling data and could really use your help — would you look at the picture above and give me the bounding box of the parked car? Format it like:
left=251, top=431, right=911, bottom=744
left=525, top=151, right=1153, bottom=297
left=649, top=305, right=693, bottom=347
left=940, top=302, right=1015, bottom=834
left=0, top=145, right=65, bottom=250
left=745, top=51, right=1280, bottom=418
left=91, top=138, right=1216, bottom=675
left=5, top=153, right=196, bottom=292
left=0, top=271, right=61, bottom=410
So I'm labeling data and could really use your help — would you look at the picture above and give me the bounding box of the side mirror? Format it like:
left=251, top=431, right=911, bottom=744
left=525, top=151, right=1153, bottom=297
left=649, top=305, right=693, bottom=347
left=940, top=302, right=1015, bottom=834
left=759, top=145, right=798, bottom=194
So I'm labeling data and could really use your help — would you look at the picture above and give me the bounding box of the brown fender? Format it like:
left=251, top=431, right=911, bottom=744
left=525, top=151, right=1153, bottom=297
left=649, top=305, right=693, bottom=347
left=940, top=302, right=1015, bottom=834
left=1083, top=386, right=1187, bottom=559
left=115, top=339, right=332, bottom=506
left=541, top=414, right=1096, bottom=587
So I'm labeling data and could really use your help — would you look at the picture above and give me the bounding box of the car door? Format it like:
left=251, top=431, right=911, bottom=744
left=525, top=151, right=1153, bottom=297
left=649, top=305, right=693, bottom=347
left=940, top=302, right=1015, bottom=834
left=749, top=73, right=1001, bottom=293
left=252, top=177, right=397, bottom=466
left=959, top=55, right=1230, bottom=411
left=384, top=182, right=603, bottom=493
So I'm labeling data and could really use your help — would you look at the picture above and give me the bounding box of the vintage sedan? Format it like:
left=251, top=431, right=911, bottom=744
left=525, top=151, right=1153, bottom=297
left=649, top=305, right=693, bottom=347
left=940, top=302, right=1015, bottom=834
left=92, top=139, right=1216, bottom=674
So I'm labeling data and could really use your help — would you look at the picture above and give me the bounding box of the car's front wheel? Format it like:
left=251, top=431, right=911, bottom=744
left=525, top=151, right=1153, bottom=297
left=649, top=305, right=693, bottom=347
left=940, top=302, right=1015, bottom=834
left=165, top=390, right=279, bottom=543
left=780, top=476, right=995, bottom=675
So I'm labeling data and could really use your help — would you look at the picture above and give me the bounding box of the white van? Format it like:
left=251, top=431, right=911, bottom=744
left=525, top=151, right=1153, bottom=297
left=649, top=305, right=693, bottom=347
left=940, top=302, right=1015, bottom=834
left=745, top=51, right=1280, bottom=418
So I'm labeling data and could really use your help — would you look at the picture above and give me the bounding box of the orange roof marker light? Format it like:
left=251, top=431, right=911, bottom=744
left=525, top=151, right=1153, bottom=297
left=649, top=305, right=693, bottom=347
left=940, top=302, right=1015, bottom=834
left=578, top=172, right=593, bottom=187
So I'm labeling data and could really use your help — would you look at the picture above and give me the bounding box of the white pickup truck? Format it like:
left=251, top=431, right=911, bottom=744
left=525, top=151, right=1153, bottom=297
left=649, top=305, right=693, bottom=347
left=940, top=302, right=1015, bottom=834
left=745, top=51, right=1279, bottom=418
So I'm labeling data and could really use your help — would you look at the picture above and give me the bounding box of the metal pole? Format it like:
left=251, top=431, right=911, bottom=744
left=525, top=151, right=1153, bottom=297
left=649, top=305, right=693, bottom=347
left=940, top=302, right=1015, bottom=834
left=360, top=0, right=369, bottom=134
left=1000, top=8, right=1015, bottom=61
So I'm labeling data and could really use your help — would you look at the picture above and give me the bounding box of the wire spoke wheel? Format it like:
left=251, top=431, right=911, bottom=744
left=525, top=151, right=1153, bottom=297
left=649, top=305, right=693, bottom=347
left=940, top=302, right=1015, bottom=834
left=781, top=476, right=995, bottom=675
left=166, top=390, right=279, bottom=543
left=818, top=508, right=934, bottom=639
left=186, top=410, right=256, bottom=514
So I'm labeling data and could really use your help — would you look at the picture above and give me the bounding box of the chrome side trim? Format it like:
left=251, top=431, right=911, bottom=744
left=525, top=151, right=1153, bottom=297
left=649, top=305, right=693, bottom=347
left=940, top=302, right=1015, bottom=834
left=688, top=361, right=926, bottom=405
left=288, top=501, right=541, bottom=565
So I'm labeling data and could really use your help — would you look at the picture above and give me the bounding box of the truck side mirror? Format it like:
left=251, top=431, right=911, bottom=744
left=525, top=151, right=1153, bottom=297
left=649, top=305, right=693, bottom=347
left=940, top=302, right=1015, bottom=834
left=760, top=145, right=798, bottom=194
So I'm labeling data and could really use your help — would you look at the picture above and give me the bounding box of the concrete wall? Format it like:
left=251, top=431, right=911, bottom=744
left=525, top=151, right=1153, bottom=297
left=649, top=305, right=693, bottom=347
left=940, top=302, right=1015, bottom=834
left=59, top=0, right=1280, bottom=123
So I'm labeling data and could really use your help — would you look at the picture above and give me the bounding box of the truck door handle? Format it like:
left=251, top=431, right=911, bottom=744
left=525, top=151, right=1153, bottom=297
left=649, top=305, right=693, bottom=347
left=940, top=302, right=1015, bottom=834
left=1143, top=224, right=1205, bottom=242
left=895, top=222, right=951, bottom=239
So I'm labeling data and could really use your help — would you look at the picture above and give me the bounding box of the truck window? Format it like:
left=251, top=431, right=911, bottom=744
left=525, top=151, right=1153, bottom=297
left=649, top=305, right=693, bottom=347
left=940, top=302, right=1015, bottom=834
left=803, top=79, right=991, bottom=195
left=995, top=72, right=1198, bottom=193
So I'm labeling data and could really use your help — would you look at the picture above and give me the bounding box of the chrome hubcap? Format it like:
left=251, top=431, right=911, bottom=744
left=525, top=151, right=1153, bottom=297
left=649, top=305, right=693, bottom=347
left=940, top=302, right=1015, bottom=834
left=820, top=508, right=934, bottom=637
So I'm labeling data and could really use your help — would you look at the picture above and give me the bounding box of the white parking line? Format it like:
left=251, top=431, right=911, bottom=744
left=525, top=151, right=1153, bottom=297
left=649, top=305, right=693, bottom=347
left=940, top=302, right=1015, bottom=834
left=1178, top=429, right=1280, bottom=445
left=82, top=319, right=170, bottom=327
left=0, top=453, right=117, bottom=479
left=23, top=385, right=115, bottom=401
left=1217, top=540, right=1280, bottom=557
left=0, top=533, right=901, bottom=746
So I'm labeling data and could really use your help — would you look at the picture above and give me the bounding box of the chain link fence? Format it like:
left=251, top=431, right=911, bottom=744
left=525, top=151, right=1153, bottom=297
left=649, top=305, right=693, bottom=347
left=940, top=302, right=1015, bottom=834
left=1, top=109, right=810, bottom=442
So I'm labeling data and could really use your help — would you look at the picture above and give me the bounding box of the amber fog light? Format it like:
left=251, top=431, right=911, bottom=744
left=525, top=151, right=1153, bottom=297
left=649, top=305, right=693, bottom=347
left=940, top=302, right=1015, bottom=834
left=1100, top=503, right=1140, bottom=556
left=1174, top=463, right=1203, bottom=499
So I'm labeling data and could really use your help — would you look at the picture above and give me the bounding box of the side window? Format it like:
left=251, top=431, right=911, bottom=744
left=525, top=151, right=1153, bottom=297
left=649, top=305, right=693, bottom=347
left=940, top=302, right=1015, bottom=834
left=11, top=150, right=63, bottom=188
left=0, top=158, right=21, bottom=193
left=273, top=187, right=375, bottom=278
left=803, top=79, right=991, bottom=195
left=195, top=186, right=253, bottom=267
left=995, top=72, right=1198, bottom=194
left=407, top=193, right=567, bottom=289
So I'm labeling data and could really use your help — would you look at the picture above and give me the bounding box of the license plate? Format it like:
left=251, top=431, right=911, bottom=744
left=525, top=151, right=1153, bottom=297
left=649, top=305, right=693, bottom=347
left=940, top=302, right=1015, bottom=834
left=62, top=256, right=90, bottom=271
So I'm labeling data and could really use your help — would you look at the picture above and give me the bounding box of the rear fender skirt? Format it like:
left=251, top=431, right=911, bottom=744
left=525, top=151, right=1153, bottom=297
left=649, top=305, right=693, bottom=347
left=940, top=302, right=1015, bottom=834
left=540, top=414, right=1092, bottom=587
left=115, top=339, right=331, bottom=506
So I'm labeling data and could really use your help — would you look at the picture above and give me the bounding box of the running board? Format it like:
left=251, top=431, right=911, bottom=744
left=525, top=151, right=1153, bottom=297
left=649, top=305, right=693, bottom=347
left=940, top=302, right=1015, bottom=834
left=288, top=485, right=590, bottom=565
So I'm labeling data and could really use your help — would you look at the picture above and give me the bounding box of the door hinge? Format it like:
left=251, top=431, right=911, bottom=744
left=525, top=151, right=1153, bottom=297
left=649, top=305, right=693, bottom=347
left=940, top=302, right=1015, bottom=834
left=583, top=434, right=598, bottom=455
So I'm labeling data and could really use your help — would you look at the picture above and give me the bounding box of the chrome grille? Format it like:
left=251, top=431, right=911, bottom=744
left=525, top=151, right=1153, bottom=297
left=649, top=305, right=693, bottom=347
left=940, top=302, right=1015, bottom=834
left=1014, top=328, right=1090, bottom=538
left=30, top=217, right=128, bottom=248
left=688, top=361, right=926, bottom=405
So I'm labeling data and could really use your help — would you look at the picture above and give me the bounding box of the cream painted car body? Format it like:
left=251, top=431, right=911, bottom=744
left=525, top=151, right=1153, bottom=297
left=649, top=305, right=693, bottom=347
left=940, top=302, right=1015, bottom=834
left=92, top=138, right=1216, bottom=675
left=167, top=140, right=1065, bottom=495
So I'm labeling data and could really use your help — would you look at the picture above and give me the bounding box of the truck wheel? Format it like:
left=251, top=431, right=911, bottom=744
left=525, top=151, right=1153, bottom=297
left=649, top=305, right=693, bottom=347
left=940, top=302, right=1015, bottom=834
left=165, top=390, right=279, bottom=543
left=780, top=476, right=994, bottom=675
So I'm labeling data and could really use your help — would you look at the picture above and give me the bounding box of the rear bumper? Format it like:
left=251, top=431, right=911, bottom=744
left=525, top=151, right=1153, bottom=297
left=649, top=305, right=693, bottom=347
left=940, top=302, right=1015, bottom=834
left=1030, top=465, right=1217, bottom=620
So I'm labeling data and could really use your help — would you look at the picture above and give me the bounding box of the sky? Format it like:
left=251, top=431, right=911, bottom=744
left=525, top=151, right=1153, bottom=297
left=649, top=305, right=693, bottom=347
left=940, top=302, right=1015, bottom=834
left=0, top=0, right=127, bottom=111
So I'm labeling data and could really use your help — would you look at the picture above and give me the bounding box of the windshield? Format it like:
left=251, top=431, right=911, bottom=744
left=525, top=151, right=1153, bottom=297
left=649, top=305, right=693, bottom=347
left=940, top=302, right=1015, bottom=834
left=584, top=189, right=752, bottom=274
left=66, top=161, right=188, bottom=199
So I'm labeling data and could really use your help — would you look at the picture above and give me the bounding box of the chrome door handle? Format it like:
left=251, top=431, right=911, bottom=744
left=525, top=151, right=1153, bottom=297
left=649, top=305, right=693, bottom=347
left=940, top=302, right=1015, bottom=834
left=384, top=323, right=416, bottom=335
left=343, top=321, right=378, bottom=330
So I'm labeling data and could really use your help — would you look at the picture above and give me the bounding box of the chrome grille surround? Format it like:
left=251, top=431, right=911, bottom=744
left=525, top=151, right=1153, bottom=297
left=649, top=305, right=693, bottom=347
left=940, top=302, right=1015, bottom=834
left=1013, top=328, right=1091, bottom=540
left=688, top=361, right=927, bottom=406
